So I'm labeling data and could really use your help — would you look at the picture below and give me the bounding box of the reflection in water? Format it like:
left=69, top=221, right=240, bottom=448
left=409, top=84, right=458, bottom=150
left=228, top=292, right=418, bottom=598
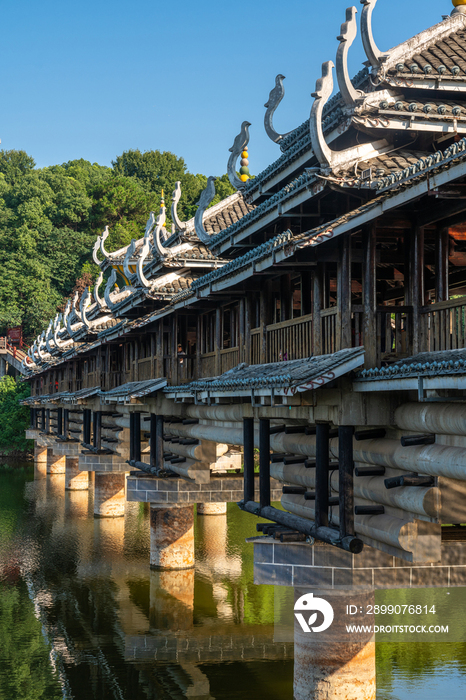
left=1, top=464, right=466, bottom=699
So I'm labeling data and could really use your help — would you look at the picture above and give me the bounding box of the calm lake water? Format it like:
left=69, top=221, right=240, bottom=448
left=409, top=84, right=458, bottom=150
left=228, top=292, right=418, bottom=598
left=0, top=464, right=465, bottom=700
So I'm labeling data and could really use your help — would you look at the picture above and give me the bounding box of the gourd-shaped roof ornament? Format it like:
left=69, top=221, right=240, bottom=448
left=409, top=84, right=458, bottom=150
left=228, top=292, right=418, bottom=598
left=264, top=75, right=293, bottom=144
left=360, top=0, right=386, bottom=68
left=171, top=181, right=187, bottom=232
left=336, top=7, right=365, bottom=108
left=194, top=177, right=216, bottom=245
left=227, top=122, right=251, bottom=190
left=452, top=0, right=466, bottom=16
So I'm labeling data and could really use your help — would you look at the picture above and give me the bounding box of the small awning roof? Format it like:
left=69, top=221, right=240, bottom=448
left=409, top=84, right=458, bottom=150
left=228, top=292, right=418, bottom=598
left=99, top=379, right=167, bottom=404
left=354, top=348, right=466, bottom=394
left=165, top=347, right=364, bottom=402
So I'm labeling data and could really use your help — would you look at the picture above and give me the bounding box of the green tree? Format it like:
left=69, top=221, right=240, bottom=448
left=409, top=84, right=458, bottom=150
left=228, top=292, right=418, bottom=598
left=0, top=377, right=32, bottom=454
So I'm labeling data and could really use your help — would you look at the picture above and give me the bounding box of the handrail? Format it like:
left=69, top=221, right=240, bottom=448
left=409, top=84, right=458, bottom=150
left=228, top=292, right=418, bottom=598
left=264, top=312, right=313, bottom=333
left=420, top=297, right=466, bottom=313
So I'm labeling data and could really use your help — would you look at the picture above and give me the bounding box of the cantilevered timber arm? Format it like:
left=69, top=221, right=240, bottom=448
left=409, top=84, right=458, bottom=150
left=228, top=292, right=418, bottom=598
left=360, top=0, right=385, bottom=69
left=227, top=121, right=251, bottom=190
left=336, top=7, right=364, bottom=108
left=194, top=177, right=216, bottom=246
left=264, top=75, right=293, bottom=144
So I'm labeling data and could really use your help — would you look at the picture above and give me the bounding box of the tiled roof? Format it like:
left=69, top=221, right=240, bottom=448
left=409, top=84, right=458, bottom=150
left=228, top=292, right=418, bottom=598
left=356, top=348, right=466, bottom=382
left=166, top=347, right=364, bottom=395
left=386, top=26, right=466, bottom=79
left=99, top=379, right=167, bottom=403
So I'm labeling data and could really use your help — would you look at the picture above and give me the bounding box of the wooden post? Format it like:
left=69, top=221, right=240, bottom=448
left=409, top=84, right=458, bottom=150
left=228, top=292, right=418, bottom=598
left=338, top=236, right=352, bottom=349
left=411, top=225, right=424, bottom=355
left=312, top=268, right=323, bottom=356
left=215, top=307, right=222, bottom=375
left=280, top=274, right=292, bottom=323
left=93, top=411, right=101, bottom=451
left=363, top=224, right=377, bottom=368
left=243, top=418, right=255, bottom=503
left=315, top=423, right=329, bottom=528
left=151, top=332, right=156, bottom=379
left=259, top=418, right=271, bottom=509
left=172, top=314, right=178, bottom=383
left=301, top=271, right=313, bottom=317
left=260, top=280, right=272, bottom=364
left=239, top=298, right=245, bottom=363
left=196, top=315, right=201, bottom=380
left=245, top=295, right=252, bottom=365
left=339, top=426, right=354, bottom=539
left=133, top=338, right=139, bottom=383
left=156, top=321, right=163, bottom=378
left=436, top=226, right=449, bottom=302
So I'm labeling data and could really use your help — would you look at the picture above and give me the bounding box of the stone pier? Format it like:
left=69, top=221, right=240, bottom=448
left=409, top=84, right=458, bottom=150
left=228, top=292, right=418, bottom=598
left=149, top=504, right=195, bottom=570
left=34, top=444, right=48, bottom=478
left=94, top=472, right=126, bottom=517
left=65, top=456, right=90, bottom=491
left=197, top=502, right=227, bottom=515
left=293, top=587, right=375, bottom=700
left=47, top=448, right=66, bottom=475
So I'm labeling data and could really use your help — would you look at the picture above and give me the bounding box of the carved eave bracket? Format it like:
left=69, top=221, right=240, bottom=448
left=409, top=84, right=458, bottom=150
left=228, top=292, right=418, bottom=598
left=94, top=270, right=107, bottom=310
left=171, top=182, right=186, bottom=232
left=80, top=288, right=91, bottom=329
left=152, top=207, right=168, bottom=259
left=360, top=0, right=386, bottom=69
left=123, top=239, right=136, bottom=280
left=99, top=226, right=112, bottom=261
left=136, top=238, right=152, bottom=289
left=310, top=61, right=335, bottom=171
left=194, top=177, right=216, bottom=246
left=92, top=236, right=103, bottom=266
left=264, top=75, right=293, bottom=144
left=227, top=122, right=251, bottom=190
left=104, top=269, right=119, bottom=311
left=45, top=321, right=55, bottom=354
left=336, top=7, right=365, bottom=109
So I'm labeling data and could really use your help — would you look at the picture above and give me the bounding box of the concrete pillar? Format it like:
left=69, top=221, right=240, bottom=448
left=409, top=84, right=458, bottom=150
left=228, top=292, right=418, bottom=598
left=47, top=448, right=66, bottom=474
left=94, top=472, right=126, bottom=517
left=197, top=502, right=227, bottom=515
left=150, top=504, right=194, bottom=570
left=149, top=569, right=194, bottom=630
left=294, top=587, right=376, bottom=700
left=65, top=456, right=90, bottom=491
left=34, top=444, right=48, bottom=478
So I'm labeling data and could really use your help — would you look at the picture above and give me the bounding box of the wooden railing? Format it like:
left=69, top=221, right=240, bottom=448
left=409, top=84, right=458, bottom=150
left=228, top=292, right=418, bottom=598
left=377, top=306, right=413, bottom=360
left=199, top=352, right=216, bottom=378
left=251, top=329, right=261, bottom=365
left=420, top=297, right=466, bottom=352
left=321, top=308, right=339, bottom=356
left=266, top=313, right=313, bottom=363
left=220, top=347, right=240, bottom=373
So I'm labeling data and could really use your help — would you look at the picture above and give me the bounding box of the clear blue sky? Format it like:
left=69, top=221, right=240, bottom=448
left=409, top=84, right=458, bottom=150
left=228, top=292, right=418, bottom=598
left=0, top=0, right=451, bottom=177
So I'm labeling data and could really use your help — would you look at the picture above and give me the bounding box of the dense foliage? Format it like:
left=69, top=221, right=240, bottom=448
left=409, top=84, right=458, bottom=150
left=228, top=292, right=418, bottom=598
left=0, top=149, right=234, bottom=341
left=0, top=377, right=32, bottom=454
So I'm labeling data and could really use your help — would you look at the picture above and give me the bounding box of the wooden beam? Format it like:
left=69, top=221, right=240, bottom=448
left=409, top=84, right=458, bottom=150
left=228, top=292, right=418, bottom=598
left=338, top=236, right=352, bottom=349
left=436, top=227, right=449, bottom=301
